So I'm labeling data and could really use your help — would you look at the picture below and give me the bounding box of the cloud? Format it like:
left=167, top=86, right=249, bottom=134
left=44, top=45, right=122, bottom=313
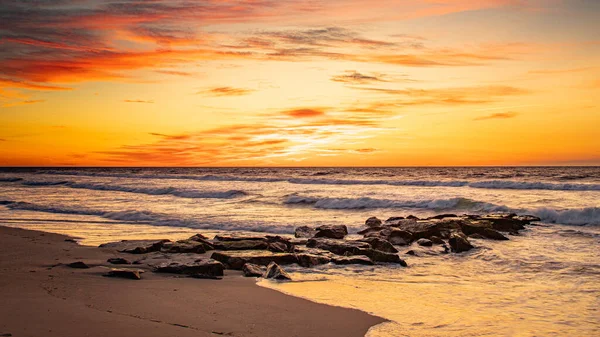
left=474, top=112, right=519, bottom=121
left=331, top=71, right=387, bottom=84
left=156, top=70, right=193, bottom=76
left=124, top=99, right=154, bottom=103
left=282, top=108, right=326, bottom=118
left=198, top=87, right=255, bottom=97
left=2, top=99, right=46, bottom=108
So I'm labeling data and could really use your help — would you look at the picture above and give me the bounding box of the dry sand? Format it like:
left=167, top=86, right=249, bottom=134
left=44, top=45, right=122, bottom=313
left=0, top=226, right=384, bottom=337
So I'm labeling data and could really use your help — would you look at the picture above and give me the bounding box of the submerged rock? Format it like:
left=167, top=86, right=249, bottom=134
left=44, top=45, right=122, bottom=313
left=448, top=232, right=474, bottom=253
left=104, top=268, right=143, bottom=280
left=210, top=251, right=298, bottom=270
left=294, top=226, right=317, bottom=238
left=99, top=239, right=170, bottom=254
left=242, top=263, right=265, bottom=277
left=314, top=225, right=348, bottom=239
left=263, top=262, right=292, bottom=281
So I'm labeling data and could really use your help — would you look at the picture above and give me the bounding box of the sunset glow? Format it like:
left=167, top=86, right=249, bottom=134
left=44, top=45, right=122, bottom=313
left=1, top=0, right=599, bottom=166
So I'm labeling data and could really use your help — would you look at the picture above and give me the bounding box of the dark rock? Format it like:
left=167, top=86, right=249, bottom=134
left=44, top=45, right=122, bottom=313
left=332, top=256, right=374, bottom=265
left=186, top=234, right=215, bottom=250
left=306, top=238, right=370, bottom=256
left=264, top=262, right=291, bottom=281
left=428, top=214, right=458, bottom=220
left=429, top=236, right=445, bottom=244
left=99, top=239, right=170, bottom=254
left=405, top=250, right=416, bottom=256
left=64, top=238, right=77, bottom=243
left=357, top=249, right=407, bottom=266
left=386, top=216, right=404, bottom=222
left=67, top=261, right=89, bottom=269
left=107, top=257, right=130, bottom=265
left=210, top=251, right=298, bottom=270
left=290, top=238, right=308, bottom=246
left=265, top=236, right=295, bottom=253
left=188, top=233, right=209, bottom=241
left=393, top=219, right=461, bottom=240
left=358, top=237, right=398, bottom=253
left=468, top=233, right=487, bottom=239
left=416, top=238, right=433, bottom=247
left=214, top=234, right=266, bottom=242
left=481, top=228, right=509, bottom=240
left=152, top=259, right=224, bottom=277
left=294, top=226, right=317, bottom=238
left=161, top=240, right=207, bottom=254
left=480, top=214, right=528, bottom=232
left=242, top=263, right=266, bottom=277
left=212, top=240, right=269, bottom=251
left=448, top=232, right=474, bottom=253
left=387, top=229, right=413, bottom=246
left=460, top=220, right=493, bottom=235
left=357, top=226, right=385, bottom=236
left=385, top=218, right=417, bottom=227
left=296, top=254, right=331, bottom=267
left=365, top=216, right=382, bottom=227
left=104, top=268, right=143, bottom=280
left=314, top=225, right=348, bottom=239
left=189, top=273, right=223, bottom=280
left=406, top=215, right=420, bottom=220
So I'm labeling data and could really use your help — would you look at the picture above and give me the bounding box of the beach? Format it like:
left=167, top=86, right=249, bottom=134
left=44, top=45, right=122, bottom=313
left=0, top=226, right=384, bottom=337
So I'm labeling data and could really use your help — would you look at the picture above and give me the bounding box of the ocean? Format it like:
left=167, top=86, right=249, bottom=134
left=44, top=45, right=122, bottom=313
left=1, top=167, right=599, bottom=336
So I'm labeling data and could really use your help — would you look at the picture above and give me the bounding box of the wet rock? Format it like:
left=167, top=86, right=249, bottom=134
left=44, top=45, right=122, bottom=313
left=210, top=251, right=298, bottom=270
left=186, top=234, right=215, bottom=250
left=294, top=226, right=317, bottom=238
left=107, top=257, right=130, bottom=265
left=481, top=228, right=509, bottom=240
left=152, top=258, right=224, bottom=277
left=357, top=249, right=407, bottom=266
left=365, top=216, right=383, bottom=227
left=428, top=214, right=458, bottom=220
left=394, top=219, right=461, bottom=240
left=387, top=229, right=413, bottom=246
left=67, top=261, right=89, bottom=269
left=448, top=232, right=474, bottom=253
left=64, top=238, right=77, bottom=243
left=332, top=255, right=374, bottom=265
left=290, top=238, right=308, bottom=246
left=384, top=218, right=417, bottom=228
left=263, top=262, right=291, bottom=281
left=314, top=225, right=348, bottom=239
left=480, top=213, right=529, bottom=232
left=242, top=263, right=266, bottom=277
left=161, top=240, right=207, bottom=254
left=468, top=233, right=487, bottom=239
left=385, top=216, right=404, bottom=222
left=406, top=215, right=420, bottom=220
left=306, top=238, right=370, bottom=256
left=358, top=237, right=398, bottom=253
left=104, top=268, right=143, bottom=280
left=99, top=239, right=170, bottom=254
left=188, top=233, right=209, bottom=241
left=405, top=250, right=416, bottom=256
left=214, top=234, right=266, bottom=242
left=212, top=240, right=269, bottom=251
left=296, top=254, right=331, bottom=267
left=357, top=226, right=385, bottom=236
left=265, top=236, right=295, bottom=253
left=416, top=238, right=433, bottom=247
left=429, top=236, right=445, bottom=244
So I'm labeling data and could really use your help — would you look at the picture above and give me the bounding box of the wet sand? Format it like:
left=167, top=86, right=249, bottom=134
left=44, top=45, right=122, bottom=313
left=0, top=226, right=384, bottom=337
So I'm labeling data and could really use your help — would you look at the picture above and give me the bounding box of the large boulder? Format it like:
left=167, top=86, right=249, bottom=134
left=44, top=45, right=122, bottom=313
left=314, top=225, right=348, bottom=239
left=264, top=262, right=292, bottom=281
left=306, top=238, right=370, bottom=255
left=448, top=232, right=474, bottom=253
left=152, top=258, right=224, bottom=277
left=365, top=217, right=383, bottom=227
left=99, top=239, right=171, bottom=254
left=161, top=240, right=207, bottom=254
left=242, top=263, right=266, bottom=277
left=210, top=251, right=298, bottom=270
left=212, top=240, right=269, bottom=251
left=294, top=226, right=317, bottom=238
left=358, top=237, right=398, bottom=253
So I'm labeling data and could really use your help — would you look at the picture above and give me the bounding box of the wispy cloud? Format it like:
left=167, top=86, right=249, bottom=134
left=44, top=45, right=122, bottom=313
left=2, top=99, right=46, bottom=108
left=282, top=108, right=327, bottom=118
left=474, top=112, right=519, bottom=121
left=124, top=99, right=154, bottom=103
left=331, top=71, right=387, bottom=84
left=198, top=87, right=255, bottom=97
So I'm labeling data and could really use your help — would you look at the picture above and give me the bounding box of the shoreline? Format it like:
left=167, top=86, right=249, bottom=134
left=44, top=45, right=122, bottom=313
left=0, top=225, right=385, bottom=337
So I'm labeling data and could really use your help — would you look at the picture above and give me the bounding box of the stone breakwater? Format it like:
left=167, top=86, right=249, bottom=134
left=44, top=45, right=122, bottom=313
left=73, top=213, right=540, bottom=281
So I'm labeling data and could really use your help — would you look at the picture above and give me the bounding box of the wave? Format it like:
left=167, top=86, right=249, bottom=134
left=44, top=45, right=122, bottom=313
left=21, top=180, right=68, bottom=186
left=65, top=182, right=247, bottom=199
left=0, top=177, right=23, bottom=182
left=284, top=195, right=600, bottom=226
left=32, top=170, right=600, bottom=191
left=0, top=200, right=295, bottom=234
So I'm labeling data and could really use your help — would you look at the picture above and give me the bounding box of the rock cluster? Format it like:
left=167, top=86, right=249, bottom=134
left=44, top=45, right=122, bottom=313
left=94, top=213, right=539, bottom=281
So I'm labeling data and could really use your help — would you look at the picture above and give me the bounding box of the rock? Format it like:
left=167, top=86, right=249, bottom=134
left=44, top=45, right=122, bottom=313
left=429, top=236, right=445, bottom=244
left=514, top=215, right=541, bottom=223
left=416, top=238, right=433, bottom=247
left=210, top=251, right=298, bottom=270
left=265, top=236, right=295, bottom=253
left=332, top=256, right=374, bottom=265
left=468, top=233, right=487, bottom=239
left=161, top=240, right=207, bottom=254
left=306, top=238, right=370, bottom=256
left=387, top=229, right=413, bottom=246
left=294, top=226, right=317, bottom=238
left=290, top=238, right=308, bottom=246
left=188, top=233, right=209, bottom=241
left=99, top=239, right=170, bottom=254
left=64, top=238, right=77, bottom=243
left=186, top=234, right=215, bottom=250
left=428, top=214, right=458, bottom=220
left=242, top=263, right=266, bottom=277
left=357, top=249, right=407, bottom=266
left=460, top=220, right=493, bottom=236
left=480, top=214, right=528, bottom=232
left=104, top=268, right=143, bottom=280
left=214, top=234, right=266, bottom=242
left=386, top=216, right=404, bottom=222
left=67, top=261, right=89, bottom=269
left=296, top=254, right=331, bottom=267
left=393, top=219, right=461, bottom=240
left=406, top=215, right=420, bottom=220
left=314, top=225, right=348, bottom=239
left=152, top=259, right=224, bottom=277
left=107, top=257, right=130, bottom=265
left=263, top=262, right=291, bottom=281
left=357, top=226, right=385, bottom=236
left=365, top=216, right=382, bottom=227
left=212, top=240, right=269, bottom=251
left=481, top=228, right=509, bottom=240
left=385, top=218, right=417, bottom=228
left=358, top=237, right=398, bottom=253
left=448, top=232, right=474, bottom=253
left=405, top=250, right=416, bottom=256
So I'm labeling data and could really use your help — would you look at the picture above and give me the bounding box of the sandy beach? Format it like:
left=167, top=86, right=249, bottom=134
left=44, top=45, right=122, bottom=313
left=0, top=226, right=384, bottom=337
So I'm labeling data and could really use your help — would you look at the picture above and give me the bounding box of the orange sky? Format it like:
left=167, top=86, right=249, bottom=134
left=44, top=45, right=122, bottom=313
left=1, top=0, right=599, bottom=166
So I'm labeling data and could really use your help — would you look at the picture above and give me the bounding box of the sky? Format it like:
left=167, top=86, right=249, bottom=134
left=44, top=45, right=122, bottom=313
left=0, top=0, right=599, bottom=166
